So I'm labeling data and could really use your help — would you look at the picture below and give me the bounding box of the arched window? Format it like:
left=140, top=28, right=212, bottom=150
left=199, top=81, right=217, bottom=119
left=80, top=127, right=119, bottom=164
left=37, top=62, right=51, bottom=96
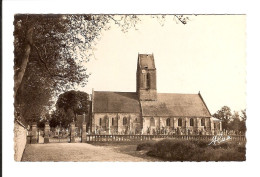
left=166, top=118, right=170, bottom=126
left=201, top=118, right=205, bottom=126
left=190, top=118, right=194, bottom=126
left=112, top=118, right=114, bottom=126
left=99, top=118, right=102, bottom=126
left=150, top=117, right=155, bottom=127
left=214, top=123, right=216, bottom=129
left=178, top=118, right=182, bottom=127
left=123, top=117, right=127, bottom=125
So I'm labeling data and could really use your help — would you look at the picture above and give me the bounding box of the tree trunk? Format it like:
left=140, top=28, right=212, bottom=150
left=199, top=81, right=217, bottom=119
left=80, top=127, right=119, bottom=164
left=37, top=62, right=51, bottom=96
left=14, top=26, right=34, bottom=100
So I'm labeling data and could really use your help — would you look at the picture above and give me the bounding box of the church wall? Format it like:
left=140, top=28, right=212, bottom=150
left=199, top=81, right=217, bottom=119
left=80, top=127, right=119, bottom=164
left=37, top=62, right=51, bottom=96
left=92, top=113, right=214, bottom=135
left=142, top=116, right=212, bottom=135
left=92, top=113, right=141, bottom=134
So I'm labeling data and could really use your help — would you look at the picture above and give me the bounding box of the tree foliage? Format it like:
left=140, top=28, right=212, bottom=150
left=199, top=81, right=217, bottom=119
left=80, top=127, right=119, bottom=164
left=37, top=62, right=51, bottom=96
left=56, top=90, right=90, bottom=123
left=49, top=109, right=67, bottom=128
left=212, top=106, right=232, bottom=130
left=213, top=106, right=246, bottom=133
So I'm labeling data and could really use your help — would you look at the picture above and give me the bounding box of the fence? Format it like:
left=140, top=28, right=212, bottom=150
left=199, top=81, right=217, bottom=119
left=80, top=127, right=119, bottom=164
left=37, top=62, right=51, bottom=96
left=85, top=134, right=246, bottom=142
left=48, top=137, right=81, bottom=143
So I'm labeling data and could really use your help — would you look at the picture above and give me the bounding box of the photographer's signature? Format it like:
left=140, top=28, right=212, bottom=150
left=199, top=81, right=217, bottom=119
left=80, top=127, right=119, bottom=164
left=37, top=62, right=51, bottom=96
left=208, top=134, right=231, bottom=145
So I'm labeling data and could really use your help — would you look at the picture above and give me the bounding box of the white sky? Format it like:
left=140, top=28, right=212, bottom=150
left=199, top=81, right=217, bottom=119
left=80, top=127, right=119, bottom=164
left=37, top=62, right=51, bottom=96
left=78, top=15, right=246, bottom=114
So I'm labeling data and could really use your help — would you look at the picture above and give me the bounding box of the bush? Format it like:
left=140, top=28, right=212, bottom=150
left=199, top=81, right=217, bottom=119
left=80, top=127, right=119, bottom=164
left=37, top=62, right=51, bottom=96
left=143, top=139, right=246, bottom=161
left=136, top=141, right=156, bottom=151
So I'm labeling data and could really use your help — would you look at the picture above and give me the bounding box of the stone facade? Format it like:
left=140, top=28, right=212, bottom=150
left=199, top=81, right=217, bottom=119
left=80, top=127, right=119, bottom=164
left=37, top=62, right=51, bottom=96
left=14, top=120, right=28, bottom=161
left=92, top=113, right=142, bottom=134
left=142, top=117, right=221, bottom=135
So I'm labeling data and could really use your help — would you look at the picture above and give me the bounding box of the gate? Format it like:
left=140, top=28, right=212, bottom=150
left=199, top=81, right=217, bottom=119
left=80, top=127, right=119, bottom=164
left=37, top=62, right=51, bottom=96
left=48, top=129, right=70, bottom=143
left=48, top=126, right=82, bottom=143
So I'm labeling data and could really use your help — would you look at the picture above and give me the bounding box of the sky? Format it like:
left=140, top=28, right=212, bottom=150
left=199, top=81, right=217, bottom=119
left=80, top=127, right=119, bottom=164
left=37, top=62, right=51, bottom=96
left=77, top=15, right=246, bottom=114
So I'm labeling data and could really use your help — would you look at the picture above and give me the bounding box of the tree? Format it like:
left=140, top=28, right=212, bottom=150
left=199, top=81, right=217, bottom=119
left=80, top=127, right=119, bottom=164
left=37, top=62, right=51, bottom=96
left=49, top=109, right=68, bottom=128
left=212, top=106, right=232, bottom=130
left=227, top=111, right=246, bottom=133
left=227, top=111, right=240, bottom=131
left=56, top=90, right=90, bottom=124
left=240, top=109, right=247, bottom=121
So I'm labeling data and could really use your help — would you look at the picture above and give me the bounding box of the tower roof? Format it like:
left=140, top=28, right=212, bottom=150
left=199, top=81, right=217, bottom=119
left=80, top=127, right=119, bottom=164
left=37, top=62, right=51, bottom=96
left=138, top=54, right=156, bottom=69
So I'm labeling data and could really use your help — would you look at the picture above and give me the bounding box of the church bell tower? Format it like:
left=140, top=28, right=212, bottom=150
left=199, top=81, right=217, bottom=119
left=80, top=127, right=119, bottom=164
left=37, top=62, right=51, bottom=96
left=136, top=54, right=157, bottom=101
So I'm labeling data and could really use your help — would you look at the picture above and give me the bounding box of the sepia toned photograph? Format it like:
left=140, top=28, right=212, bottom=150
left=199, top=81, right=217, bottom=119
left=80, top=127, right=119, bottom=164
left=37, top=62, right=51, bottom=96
left=13, top=14, right=246, bottom=162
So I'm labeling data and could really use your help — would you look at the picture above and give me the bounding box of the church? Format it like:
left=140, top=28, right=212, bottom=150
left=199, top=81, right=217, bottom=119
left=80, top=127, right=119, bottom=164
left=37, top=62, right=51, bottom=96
left=90, top=54, right=222, bottom=135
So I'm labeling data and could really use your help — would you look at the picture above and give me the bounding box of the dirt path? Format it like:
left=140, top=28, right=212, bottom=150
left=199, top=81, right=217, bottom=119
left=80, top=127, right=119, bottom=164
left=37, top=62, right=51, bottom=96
left=22, top=143, right=148, bottom=162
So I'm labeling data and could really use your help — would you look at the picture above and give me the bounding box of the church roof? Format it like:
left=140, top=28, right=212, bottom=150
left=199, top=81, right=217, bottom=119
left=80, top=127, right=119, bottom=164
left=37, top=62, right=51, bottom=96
left=93, top=91, right=211, bottom=117
left=140, top=93, right=211, bottom=117
left=93, top=91, right=141, bottom=113
left=138, top=54, right=156, bottom=69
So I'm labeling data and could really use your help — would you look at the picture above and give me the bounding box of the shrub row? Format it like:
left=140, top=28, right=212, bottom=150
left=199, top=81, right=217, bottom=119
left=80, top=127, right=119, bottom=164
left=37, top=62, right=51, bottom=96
left=137, top=139, right=246, bottom=161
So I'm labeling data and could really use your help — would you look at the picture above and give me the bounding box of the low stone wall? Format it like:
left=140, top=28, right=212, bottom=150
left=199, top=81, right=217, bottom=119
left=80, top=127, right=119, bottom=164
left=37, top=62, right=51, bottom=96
left=14, top=120, right=28, bottom=161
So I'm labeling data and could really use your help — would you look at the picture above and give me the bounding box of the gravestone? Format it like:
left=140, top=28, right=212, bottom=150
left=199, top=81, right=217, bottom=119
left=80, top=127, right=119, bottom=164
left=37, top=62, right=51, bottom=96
left=31, top=122, right=38, bottom=144
left=70, top=122, right=76, bottom=143
left=44, top=122, right=50, bottom=143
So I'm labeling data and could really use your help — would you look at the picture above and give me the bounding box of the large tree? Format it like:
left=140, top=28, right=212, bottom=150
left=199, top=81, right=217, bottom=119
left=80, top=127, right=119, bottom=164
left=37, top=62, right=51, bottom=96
left=212, top=106, right=232, bottom=130
left=56, top=90, right=90, bottom=123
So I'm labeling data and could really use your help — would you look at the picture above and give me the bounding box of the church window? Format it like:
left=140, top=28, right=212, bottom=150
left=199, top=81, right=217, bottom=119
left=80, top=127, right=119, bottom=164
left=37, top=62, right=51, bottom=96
left=178, top=118, right=182, bottom=126
left=166, top=118, right=170, bottom=126
left=201, top=118, right=205, bottom=126
left=123, top=117, right=127, bottom=125
left=190, top=118, right=194, bottom=126
left=150, top=117, right=155, bottom=127
left=99, top=118, right=102, bottom=126
left=112, top=118, right=114, bottom=126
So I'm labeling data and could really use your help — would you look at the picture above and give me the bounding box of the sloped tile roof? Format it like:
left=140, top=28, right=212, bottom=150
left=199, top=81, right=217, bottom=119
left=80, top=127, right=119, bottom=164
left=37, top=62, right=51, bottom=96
left=93, top=91, right=141, bottom=113
left=93, top=91, right=211, bottom=117
left=140, top=93, right=211, bottom=117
